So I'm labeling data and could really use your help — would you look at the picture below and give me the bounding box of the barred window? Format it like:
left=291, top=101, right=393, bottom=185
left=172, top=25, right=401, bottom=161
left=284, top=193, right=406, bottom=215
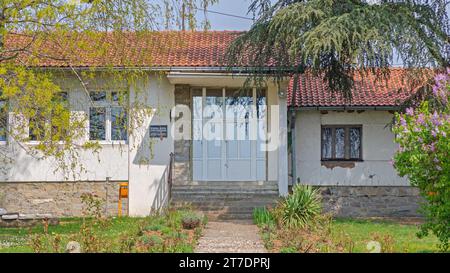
left=321, top=125, right=362, bottom=161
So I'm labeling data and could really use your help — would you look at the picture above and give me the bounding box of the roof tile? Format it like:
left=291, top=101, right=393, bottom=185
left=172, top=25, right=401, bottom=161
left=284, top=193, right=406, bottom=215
left=287, top=70, right=431, bottom=107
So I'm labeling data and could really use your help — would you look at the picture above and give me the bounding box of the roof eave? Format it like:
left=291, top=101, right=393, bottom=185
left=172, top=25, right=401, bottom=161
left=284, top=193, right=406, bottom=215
left=32, top=66, right=292, bottom=74
left=290, top=105, right=400, bottom=111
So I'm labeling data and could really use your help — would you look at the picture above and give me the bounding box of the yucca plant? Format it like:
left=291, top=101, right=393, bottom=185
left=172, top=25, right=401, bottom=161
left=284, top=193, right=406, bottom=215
left=253, top=207, right=275, bottom=227
left=278, top=184, right=322, bottom=228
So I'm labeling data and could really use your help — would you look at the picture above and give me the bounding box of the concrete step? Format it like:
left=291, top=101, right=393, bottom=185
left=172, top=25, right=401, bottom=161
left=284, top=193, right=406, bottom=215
left=172, top=193, right=279, bottom=199
left=172, top=188, right=278, bottom=193
left=175, top=181, right=278, bottom=187
left=171, top=181, right=279, bottom=220
left=172, top=203, right=277, bottom=211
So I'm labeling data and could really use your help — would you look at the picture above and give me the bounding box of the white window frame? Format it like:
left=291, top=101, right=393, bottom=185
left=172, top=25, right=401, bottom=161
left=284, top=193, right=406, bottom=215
left=27, top=91, right=69, bottom=145
left=88, top=91, right=128, bottom=144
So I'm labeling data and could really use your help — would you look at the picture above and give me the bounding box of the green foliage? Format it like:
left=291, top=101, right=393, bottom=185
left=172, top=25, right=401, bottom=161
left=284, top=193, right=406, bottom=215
left=181, top=215, right=202, bottom=230
left=277, top=184, right=322, bottom=228
left=140, top=234, right=164, bottom=246
left=253, top=207, right=275, bottom=227
left=0, top=0, right=215, bottom=177
left=392, top=71, right=450, bottom=251
left=227, top=0, right=449, bottom=96
left=0, top=207, right=205, bottom=253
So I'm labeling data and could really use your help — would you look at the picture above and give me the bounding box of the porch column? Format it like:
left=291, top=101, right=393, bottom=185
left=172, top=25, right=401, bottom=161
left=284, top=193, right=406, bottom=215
left=278, top=90, right=289, bottom=196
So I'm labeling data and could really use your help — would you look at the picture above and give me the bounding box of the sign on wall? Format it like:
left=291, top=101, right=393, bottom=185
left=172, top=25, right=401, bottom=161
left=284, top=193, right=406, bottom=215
left=149, top=125, right=168, bottom=139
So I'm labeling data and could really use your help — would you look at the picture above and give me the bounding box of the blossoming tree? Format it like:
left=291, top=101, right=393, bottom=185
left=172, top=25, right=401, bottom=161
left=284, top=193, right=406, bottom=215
left=393, top=70, right=449, bottom=251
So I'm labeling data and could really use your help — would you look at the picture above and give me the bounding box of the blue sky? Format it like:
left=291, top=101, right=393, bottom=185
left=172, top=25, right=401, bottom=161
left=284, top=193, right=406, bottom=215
left=196, top=0, right=255, bottom=30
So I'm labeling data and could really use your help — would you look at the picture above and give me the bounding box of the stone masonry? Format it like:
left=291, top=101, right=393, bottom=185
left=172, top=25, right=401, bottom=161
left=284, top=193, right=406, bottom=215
left=0, top=181, right=128, bottom=217
left=173, top=85, right=192, bottom=185
left=318, top=186, right=423, bottom=218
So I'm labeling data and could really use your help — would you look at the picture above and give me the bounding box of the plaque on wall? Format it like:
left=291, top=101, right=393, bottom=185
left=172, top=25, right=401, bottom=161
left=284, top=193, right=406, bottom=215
left=149, top=125, right=168, bottom=138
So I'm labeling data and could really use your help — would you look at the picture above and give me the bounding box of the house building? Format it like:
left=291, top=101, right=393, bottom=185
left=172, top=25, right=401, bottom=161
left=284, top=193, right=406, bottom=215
left=0, top=31, right=424, bottom=219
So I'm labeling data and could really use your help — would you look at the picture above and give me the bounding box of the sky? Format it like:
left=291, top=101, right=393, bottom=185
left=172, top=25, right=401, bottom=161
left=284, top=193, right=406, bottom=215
left=196, top=0, right=255, bottom=30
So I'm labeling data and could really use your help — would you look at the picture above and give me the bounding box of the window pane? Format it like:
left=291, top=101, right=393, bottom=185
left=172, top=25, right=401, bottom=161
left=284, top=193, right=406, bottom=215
left=54, top=91, right=68, bottom=103
left=90, top=91, right=107, bottom=102
left=350, top=127, right=361, bottom=159
left=111, top=91, right=128, bottom=103
left=29, top=111, right=46, bottom=141
left=204, top=89, right=223, bottom=119
left=89, top=107, right=106, bottom=140
left=0, top=105, right=6, bottom=141
left=111, top=107, right=127, bottom=141
left=111, top=92, right=119, bottom=102
left=335, top=128, right=345, bottom=159
left=322, top=128, right=332, bottom=159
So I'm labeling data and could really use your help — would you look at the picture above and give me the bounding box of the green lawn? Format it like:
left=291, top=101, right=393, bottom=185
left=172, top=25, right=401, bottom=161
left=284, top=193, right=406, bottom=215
left=0, top=210, right=205, bottom=253
left=257, top=217, right=441, bottom=253
left=331, top=219, right=440, bottom=253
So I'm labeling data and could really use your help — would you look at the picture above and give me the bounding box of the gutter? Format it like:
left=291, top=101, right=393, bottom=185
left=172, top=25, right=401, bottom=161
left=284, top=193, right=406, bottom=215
left=33, top=66, right=293, bottom=74
left=291, top=105, right=400, bottom=111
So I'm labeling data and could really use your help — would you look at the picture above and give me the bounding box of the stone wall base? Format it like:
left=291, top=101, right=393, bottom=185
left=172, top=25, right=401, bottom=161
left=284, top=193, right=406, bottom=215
left=0, top=181, right=128, bottom=217
left=317, top=186, right=422, bottom=218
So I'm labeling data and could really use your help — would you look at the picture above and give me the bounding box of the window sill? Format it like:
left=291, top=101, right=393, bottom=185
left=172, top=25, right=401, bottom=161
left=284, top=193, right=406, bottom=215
left=321, top=160, right=363, bottom=169
left=0, top=141, right=7, bottom=145
left=90, top=140, right=128, bottom=145
left=321, top=159, right=364, bottom=162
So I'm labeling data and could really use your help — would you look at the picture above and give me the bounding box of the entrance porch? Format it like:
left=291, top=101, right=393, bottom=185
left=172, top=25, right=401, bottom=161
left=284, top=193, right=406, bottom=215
left=169, top=74, right=289, bottom=219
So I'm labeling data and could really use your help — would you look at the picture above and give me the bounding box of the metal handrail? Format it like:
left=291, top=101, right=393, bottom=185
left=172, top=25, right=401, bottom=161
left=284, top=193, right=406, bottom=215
left=168, top=152, right=175, bottom=201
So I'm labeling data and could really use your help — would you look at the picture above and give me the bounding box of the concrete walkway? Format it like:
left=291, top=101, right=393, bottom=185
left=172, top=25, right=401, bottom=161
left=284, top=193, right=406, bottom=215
left=195, top=221, right=267, bottom=253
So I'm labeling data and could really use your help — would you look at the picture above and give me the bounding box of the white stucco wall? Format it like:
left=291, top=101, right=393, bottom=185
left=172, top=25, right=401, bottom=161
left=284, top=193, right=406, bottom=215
left=295, top=110, right=409, bottom=186
left=267, top=83, right=280, bottom=182
left=128, top=75, right=174, bottom=216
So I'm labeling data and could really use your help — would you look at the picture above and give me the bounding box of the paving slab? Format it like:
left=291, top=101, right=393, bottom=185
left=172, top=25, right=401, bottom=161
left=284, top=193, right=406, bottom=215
left=195, top=221, right=267, bottom=253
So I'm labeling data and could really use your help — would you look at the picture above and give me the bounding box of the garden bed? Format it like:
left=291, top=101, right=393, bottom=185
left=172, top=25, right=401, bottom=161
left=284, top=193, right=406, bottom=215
left=257, top=217, right=440, bottom=253
left=253, top=184, right=442, bottom=253
left=0, top=209, right=206, bottom=253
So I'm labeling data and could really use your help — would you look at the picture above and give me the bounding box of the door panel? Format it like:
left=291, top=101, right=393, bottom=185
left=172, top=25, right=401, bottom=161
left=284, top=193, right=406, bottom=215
left=227, top=160, right=252, bottom=180
left=191, top=88, right=267, bottom=181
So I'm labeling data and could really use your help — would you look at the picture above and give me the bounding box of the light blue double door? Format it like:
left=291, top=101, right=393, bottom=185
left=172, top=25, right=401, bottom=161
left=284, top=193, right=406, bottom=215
left=192, top=88, right=267, bottom=181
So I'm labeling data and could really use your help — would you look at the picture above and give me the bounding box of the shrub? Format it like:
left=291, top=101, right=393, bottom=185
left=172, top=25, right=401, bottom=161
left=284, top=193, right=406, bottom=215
left=393, top=70, right=450, bottom=251
left=277, top=184, right=322, bottom=228
left=141, top=234, right=163, bottom=246
left=143, top=223, right=163, bottom=232
left=253, top=207, right=275, bottom=227
left=180, top=211, right=202, bottom=230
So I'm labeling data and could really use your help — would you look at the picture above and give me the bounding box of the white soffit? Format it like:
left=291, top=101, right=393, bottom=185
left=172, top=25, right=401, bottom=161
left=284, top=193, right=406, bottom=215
left=166, top=72, right=249, bottom=87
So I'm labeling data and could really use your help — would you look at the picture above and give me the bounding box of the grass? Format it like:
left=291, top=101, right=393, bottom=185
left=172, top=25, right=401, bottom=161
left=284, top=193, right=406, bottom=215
left=0, top=210, right=205, bottom=253
left=257, top=217, right=441, bottom=253
left=331, top=218, right=440, bottom=253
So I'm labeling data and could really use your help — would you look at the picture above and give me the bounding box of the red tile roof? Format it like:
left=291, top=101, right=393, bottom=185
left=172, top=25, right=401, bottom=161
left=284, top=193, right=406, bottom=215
left=5, top=31, right=243, bottom=68
left=5, top=31, right=431, bottom=107
left=287, top=69, right=432, bottom=108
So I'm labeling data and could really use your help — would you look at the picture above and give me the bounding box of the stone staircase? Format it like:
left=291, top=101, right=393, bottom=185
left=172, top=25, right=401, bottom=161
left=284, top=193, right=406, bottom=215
left=171, top=181, right=280, bottom=220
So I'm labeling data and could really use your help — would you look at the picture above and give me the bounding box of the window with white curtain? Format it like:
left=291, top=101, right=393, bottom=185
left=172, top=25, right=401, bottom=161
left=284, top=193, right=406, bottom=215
left=321, top=125, right=362, bottom=161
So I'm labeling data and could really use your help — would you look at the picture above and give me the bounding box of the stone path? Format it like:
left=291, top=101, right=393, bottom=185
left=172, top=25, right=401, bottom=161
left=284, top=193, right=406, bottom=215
left=195, top=220, right=267, bottom=253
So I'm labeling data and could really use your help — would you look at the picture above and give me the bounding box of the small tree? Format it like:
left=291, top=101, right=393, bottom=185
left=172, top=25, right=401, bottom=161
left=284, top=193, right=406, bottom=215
left=393, top=69, right=449, bottom=251
left=0, top=0, right=217, bottom=178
